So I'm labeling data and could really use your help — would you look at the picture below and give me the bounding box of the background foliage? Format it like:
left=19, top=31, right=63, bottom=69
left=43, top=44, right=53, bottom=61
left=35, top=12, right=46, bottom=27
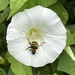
left=0, top=0, right=75, bottom=75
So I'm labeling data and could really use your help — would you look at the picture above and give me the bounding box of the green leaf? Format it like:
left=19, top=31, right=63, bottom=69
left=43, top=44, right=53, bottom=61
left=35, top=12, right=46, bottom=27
left=0, top=7, right=10, bottom=23
left=0, top=24, right=7, bottom=53
left=67, top=1, right=75, bottom=20
left=66, top=24, right=75, bottom=33
left=39, top=64, right=52, bottom=75
left=20, top=0, right=57, bottom=11
left=36, top=0, right=57, bottom=7
left=0, top=0, right=9, bottom=11
left=0, top=24, right=7, bottom=37
left=32, top=67, right=39, bottom=75
left=57, top=46, right=75, bottom=75
left=73, top=5, right=75, bottom=16
left=66, top=29, right=75, bottom=46
left=53, top=73, right=58, bottom=75
left=19, top=0, right=37, bottom=11
left=8, top=69, right=15, bottom=75
left=0, top=68, right=6, bottom=75
left=51, top=59, right=58, bottom=73
left=59, top=0, right=67, bottom=5
left=7, top=53, right=32, bottom=75
left=50, top=1, right=68, bottom=25
left=0, top=56, right=5, bottom=64
left=8, top=0, right=28, bottom=19
left=37, top=71, right=41, bottom=75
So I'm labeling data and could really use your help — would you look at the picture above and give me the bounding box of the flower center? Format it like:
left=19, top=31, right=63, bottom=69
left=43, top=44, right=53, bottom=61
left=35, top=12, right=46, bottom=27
left=26, top=27, right=44, bottom=42
left=28, top=28, right=37, bottom=38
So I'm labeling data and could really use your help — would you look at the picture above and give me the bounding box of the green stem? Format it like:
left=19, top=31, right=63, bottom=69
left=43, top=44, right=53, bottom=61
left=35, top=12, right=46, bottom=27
left=32, top=67, right=39, bottom=75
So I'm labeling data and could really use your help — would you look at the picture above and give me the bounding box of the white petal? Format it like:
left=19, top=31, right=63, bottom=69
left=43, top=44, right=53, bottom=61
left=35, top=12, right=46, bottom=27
left=41, top=42, right=63, bottom=63
left=14, top=47, right=47, bottom=67
left=41, top=44, right=59, bottom=63
left=24, top=5, right=44, bottom=27
left=30, top=47, right=46, bottom=67
left=36, top=7, right=66, bottom=36
left=6, top=27, right=28, bottom=55
left=10, top=10, right=31, bottom=35
left=7, top=38, right=28, bottom=56
left=45, top=34, right=66, bottom=53
left=14, top=50, right=32, bottom=65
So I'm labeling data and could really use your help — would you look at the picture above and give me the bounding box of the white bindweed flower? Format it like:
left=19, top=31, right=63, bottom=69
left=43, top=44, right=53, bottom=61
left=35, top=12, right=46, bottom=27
left=6, top=6, right=67, bottom=67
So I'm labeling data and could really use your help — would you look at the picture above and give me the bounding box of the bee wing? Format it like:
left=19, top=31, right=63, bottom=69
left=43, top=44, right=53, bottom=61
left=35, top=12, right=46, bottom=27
left=27, top=38, right=32, bottom=45
left=39, top=42, right=45, bottom=47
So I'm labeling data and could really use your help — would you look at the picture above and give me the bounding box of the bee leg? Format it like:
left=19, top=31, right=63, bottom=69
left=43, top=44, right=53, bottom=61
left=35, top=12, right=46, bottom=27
left=39, top=42, right=45, bottom=47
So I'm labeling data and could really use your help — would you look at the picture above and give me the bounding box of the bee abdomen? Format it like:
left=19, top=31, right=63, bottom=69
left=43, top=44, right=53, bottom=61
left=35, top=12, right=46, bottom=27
left=31, top=46, right=38, bottom=49
left=32, top=50, right=36, bottom=55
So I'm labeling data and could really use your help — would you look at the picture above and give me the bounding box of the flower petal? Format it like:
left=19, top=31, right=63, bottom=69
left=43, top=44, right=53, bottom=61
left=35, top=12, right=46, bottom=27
left=36, top=7, right=66, bottom=36
left=10, top=10, right=31, bottom=35
left=14, top=46, right=48, bottom=67
left=6, top=26, right=28, bottom=55
left=14, top=48, right=46, bottom=67
left=24, top=5, right=44, bottom=27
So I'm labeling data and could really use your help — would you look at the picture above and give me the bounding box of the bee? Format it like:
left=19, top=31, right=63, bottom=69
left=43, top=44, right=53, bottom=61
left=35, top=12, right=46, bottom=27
left=26, top=38, right=45, bottom=55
